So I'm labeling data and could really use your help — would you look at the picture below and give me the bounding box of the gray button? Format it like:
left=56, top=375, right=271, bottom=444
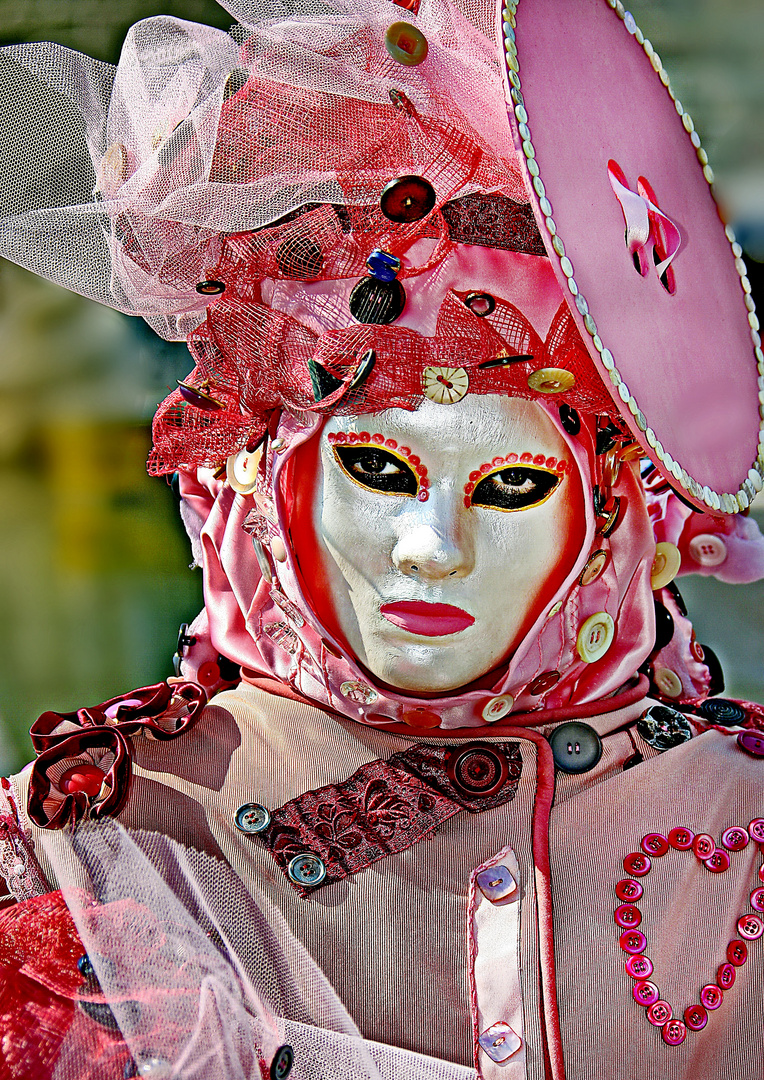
left=287, top=852, right=327, bottom=887
left=549, top=722, right=602, bottom=773
left=636, top=705, right=692, bottom=750
left=234, top=802, right=271, bottom=835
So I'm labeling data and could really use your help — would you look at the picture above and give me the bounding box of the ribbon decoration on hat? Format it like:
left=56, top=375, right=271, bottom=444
left=607, top=160, right=682, bottom=286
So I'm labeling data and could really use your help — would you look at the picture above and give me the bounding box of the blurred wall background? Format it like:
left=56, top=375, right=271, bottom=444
left=0, top=1, right=762, bottom=773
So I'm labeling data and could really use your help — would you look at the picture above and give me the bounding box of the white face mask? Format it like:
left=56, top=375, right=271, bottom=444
left=298, top=396, right=584, bottom=693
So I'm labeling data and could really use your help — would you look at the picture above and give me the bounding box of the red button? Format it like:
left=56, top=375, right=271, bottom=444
left=738, top=731, right=764, bottom=757
left=633, top=980, right=659, bottom=1006
left=749, top=818, right=764, bottom=843
left=620, top=930, right=647, bottom=954
left=641, top=833, right=669, bottom=857
left=704, top=848, right=730, bottom=873
left=647, top=1000, right=672, bottom=1026
left=625, top=954, right=653, bottom=979
left=750, top=887, right=764, bottom=912
left=614, top=904, right=642, bottom=929
left=527, top=671, right=561, bottom=695
left=662, top=1018, right=687, bottom=1046
left=668, top=827, right=694, bottom=850
left=615, top=879, right=644, bottom=902
left=197, top=660, right=221, bottom=687
left=684, top=1004, right=708, bottom=1031
left=699, top=984, right=723, bottom=1010
left=692, top=833, right=715, bottom=859
left=623, top=852, right=652, bottom=876
left=738, top=913, right=764, bottom=940
left=727, top=939, right=748, bottom=966
left=759, top=863, right=764, bottom=883
left=59, top=764, right=105, bottom=798
left=721, top=826, right=750, bottom=851
left=402, top=707, right=441, bottom=728
left=717, top=962, right=736, bottom=990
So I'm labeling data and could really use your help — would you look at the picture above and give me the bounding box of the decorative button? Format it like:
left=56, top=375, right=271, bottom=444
left=623, top=852, right=651, bottom=876
left=177, top=380, right=223, bottom=411
left=696, top=698, right=746, bottom=726
left=422, top=365, right=469, bottom=404
left=579, top=549, right=608, bottom=586
left=558, top=403, right=581, bottom=435
left=349, top=348, right=376, bottom=390
left=650, top=542, right=681, bottom=589
left=717, top=962, right=736, bottom=990
left=446, top=743, right=509, bottom=797
left=727, top=939, right=748, bottom=966
left=270, top=536, right=288, bottom=563
left=402, top=707, right=441, bottom=728
left=548, top=722, right=602, bottom=774
left=738, top=913, right=764, bottom=940
left=647, top=1000, right=672, bottom=1026
left=227, top=448, right=260, bottom=493
left=692, top=833, right=715, bottom=859
left=195, top=279, right=226, bottom=296
left=641, top=833, right=669, bottom=857
left=476, top=864, right=517, bottom=903
left=615, top=879, right=643, bottom=902
left=625, top=954, right=653, bottom=979
left=527, top=671, right=560, bottom=696
left=478, top=1021, right=522, bottom=1064
left=576, top=611, right=615, bottom=663
left=721, top=826, right=750, bottom=851
left=620, top=929, right=647, bottom=954
left=384, top=21, right=429, bottom=66
left=598, top=496, right=623, bottom=538
left=636, top=705, right=692, bottom=751
left=482, top=695, right=513, bottom=722
left=749, top=818, right=764, bottom=843
left=527, top=366, right=575, bottom=393
left=234, top=802, right=271, bottom=835
left=668, top=826, right=694, bottom=850
left=699, top=984, right=723, bottom=1010
left=704, top=848, right=730, bottom=873
left=196, top=661, right=221, bottom=687
left=349, top=276, right=406, bottom=324
left=380, top=175, right=436, bottom=223
left=684, top=1004, right=708, bottom=1031
left=750, top=887, right=764, bottom=912
left=464, top=291, right=496, bottom=317
left=340, top=680, right=378, bottom=705
left=688, top=533, right=728, bottom=567
left=653, top=600, right=675, bottom=652
left=653, top=667, right=682, bottom=698
left=615, top=904, right=641, bottom=929
left=270, top=1044, right=294, bottom=1080
left=662, top=1018, right=686, bottom=1045
left=633, top=980, right=659, bottom=1006
left=738, top=731, right=764, bottom=757
left=287, top=853, right=326, bottom=888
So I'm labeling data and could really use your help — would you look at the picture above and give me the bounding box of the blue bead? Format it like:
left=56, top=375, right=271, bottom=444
left=365, top=249, right=401, bottom=282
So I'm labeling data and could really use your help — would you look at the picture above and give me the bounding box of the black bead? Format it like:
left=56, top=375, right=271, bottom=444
left=558, top=403, right=581, bottom=436
left=77, top=954, right=95, bottom=979
left=348, top=276, right=406, bottom=324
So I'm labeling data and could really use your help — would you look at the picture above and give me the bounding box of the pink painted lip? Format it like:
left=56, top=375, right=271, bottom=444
left=379, top=601, right=475, bottom=636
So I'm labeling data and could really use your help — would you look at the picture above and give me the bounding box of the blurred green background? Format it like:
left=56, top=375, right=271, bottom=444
left=0, top=1, right=762, bottom=773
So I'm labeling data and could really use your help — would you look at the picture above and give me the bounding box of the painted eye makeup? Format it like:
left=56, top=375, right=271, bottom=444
left=471, top=466, right=561, bottom=511
left=333, top=445, right=419, bottom=496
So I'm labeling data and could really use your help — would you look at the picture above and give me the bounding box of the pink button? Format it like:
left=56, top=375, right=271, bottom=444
left=738, top=731, right=764, bottom=757
left=750, top=887, right=764, bottom=912
left=623, top=852, right=652, bottom=876
left=615, top=879, right=643, bottom=902
left=738, top=913, right=764, bottom=940
left=647, top=1000, right=672, bottom=1026
left=688, top=533, right=727, bottom=567
left=625, top=954, right=653, bottom=979
left=750, top=818, right=764, bottom=843
left=717, top=962, right=736, bottom=990
left=633, top=980, right=659, bottom=1006
left=721, top=826, right=750, bottom=851
left=668, top=827, right=694, bottom=850
left=727, top=939, right=748, bottom=966
left=662, top=1018, right=687, bottom=1046
left=620, top=929, right=648, bottom=954
left=614, top=904, right=642, bottom=929
left=699, top=984, right=723, bottom=1010
left=692, top=833, right=715, bottom=860
left=759, top=863, right=764, bottom=883
left=684, top=1004, right=708, bottom=1031
left=641, top=833, right=669, bottom=857
left=704, top=849, right=730, bottom=873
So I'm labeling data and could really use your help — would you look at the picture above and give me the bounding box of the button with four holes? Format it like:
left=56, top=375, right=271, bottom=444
left=234, top=802, right=271, bottom=835
left=287, top=852, right=327, bottom=888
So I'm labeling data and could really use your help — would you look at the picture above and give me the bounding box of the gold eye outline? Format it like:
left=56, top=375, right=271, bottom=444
left=464, top=464, right=564, bottom=513
left=331, top=442, right=426, bottom=499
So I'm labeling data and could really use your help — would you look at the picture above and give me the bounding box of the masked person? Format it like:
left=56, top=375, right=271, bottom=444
left=0, top=1, right=763, bottom=1078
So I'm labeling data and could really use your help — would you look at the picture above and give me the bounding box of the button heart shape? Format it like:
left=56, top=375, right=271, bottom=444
left=616, top=819, right=764, bottom=1045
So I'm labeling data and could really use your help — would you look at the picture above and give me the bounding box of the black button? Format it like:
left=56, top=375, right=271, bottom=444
left=349, top=276, right=406, bottom=324
left=653, top=600, right=675, bottom=652
left=665, top=580, right=687, bottom=616
left=195, top=279, right=225, bottom=295
left=270, top=1044, right=294, bottom=1079
left=558, top=403, right=581, bottom=436
left=699, top=643, right=725, bottom=695
left=636, top=705, right=692, bottom=750
left=380, top=175, right=436, bottom=223
left=695, top=698, right=746, bottom=727
left=548, top=722, right=602, bottom=773
left=446, top=743, right=509, bottom=797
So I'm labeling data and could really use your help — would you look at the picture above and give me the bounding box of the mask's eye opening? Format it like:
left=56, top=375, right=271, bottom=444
left=332, top=444, right=419, bottom=497
left=470, top=465, right=561, bottom=512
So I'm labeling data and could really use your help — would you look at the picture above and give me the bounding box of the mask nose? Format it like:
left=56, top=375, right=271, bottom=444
left=392, top=521, right=474, bottom=581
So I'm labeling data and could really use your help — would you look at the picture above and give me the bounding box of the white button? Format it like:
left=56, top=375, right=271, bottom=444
left=226, top=447, right=261, bottom=493
left=650, top=542, right=681, bottom=589
left=478, top=1021, right=522, bottom=1063
left=576, top=612, right=615, bottom=663
left=579, top=549, right=608, bottom=586
left=476, top=864, right=517, bottom=902
left=482, top=695, right=513, bottom=722
left=421, top=365, right=469, bottom=404
left=688, top=533, right=727, bottom=568
left=654, top=667, right=683, bottom=698
left=271, top=536, right=288, bottom=562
